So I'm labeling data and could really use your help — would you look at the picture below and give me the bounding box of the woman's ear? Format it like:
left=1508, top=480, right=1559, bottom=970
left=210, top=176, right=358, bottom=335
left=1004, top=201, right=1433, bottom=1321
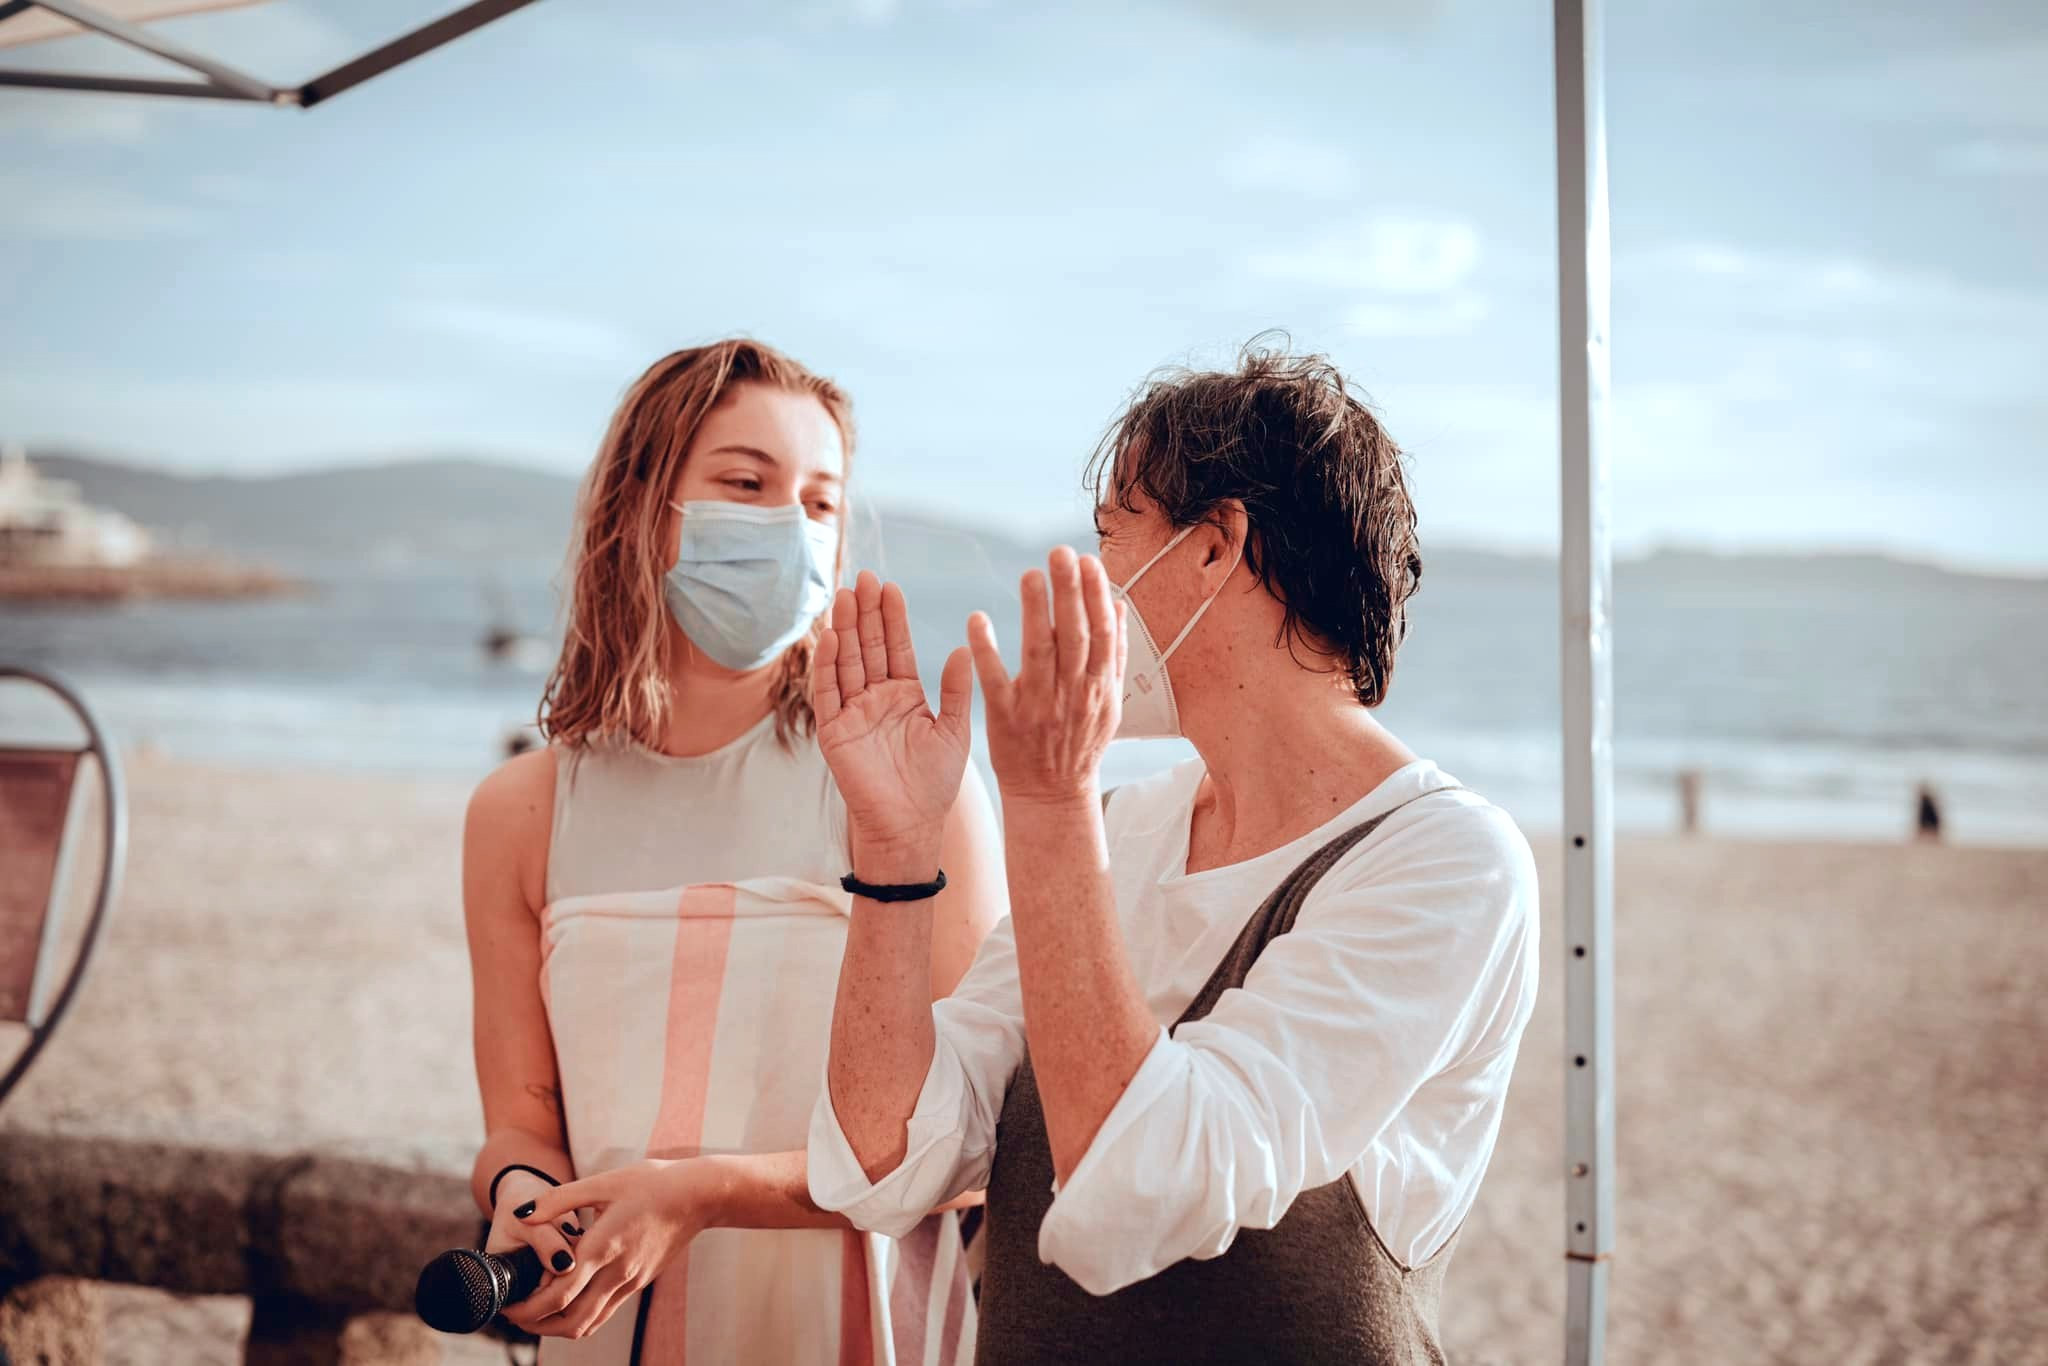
left=1203, top=500, right=1250, bottom=573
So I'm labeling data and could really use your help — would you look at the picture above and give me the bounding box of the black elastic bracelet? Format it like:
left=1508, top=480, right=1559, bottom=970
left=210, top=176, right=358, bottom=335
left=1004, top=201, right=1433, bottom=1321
left=841, top=868, right=948, bottom=903
left=488, top=1162, right=561, bottom=1211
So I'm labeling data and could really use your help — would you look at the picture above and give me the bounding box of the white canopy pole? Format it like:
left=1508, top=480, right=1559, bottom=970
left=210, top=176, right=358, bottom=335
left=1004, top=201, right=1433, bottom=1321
left=1553, top=0, right=1615, bottom=1363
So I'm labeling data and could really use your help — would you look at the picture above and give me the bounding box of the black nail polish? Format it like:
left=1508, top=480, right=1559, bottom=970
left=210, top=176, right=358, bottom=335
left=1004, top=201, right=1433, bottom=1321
left=552, top=1250, right=573, bottom=1273
left=513, top=1200, right=535, bottom=1219
left=562, top=1222, right=581, bottom=1237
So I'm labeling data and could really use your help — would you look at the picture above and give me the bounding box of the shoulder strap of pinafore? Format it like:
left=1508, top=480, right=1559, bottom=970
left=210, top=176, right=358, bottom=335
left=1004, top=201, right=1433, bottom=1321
left=1172, top=785, right=1462, bottom=1029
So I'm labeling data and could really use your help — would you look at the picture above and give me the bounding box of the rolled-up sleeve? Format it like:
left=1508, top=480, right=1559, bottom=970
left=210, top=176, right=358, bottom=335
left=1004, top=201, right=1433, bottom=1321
left=808, top=914, right=1028, bottom=1236
left=1037, top=807, right=1537, bottom=1295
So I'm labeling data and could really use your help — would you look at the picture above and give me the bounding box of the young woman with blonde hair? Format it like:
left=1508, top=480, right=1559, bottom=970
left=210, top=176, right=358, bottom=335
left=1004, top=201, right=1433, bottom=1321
left=461, top=339, right=1002, bottom=1362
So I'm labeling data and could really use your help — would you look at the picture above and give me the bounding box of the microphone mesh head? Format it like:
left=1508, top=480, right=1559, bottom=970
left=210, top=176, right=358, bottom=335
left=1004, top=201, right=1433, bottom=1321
left=415, top=1247, right=506, bottom=1334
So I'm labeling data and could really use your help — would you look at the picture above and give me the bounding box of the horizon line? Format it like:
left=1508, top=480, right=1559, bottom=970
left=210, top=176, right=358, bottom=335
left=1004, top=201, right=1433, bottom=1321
left=20, top=442, right=2048, bottom=585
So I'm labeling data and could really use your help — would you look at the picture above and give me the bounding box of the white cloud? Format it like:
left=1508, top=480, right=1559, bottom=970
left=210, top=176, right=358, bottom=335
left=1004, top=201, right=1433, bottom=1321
left=0, top=174, right=208, bottom=240
left=1802, top=38, right=2048, bottom=129
left=1346, top=290, right=1488, bottom=337
left=240, top=246, right=342, bottom=284
left=0, top=367, right=605, bottom=473
left=190, top=171, right=265, bottom=204
left=1182, top=0, right=1447, bottom=35
left=1249, top=214, right=1488, bottom=338
left=0, top=370, right=455, bottom=465
left=1388, top=382, right=1551, bottom=463
left=1940, top=140, right=2048, bottom=178
left=1380, top=368, right=2001, bottom=563
left=1621, top=241, right=2048, bottom=334
left=844, top=86, right=903, bottom=121
left=1221, top=135, right=1361, bottom=200
left=1305, top=354, right=2048, bottom=569
left=401, top=300, right=648, bottom=370
left=1252, top=214, right=1480, bottom=294
left=627, top=34, right=797, bottom=80
left=1365, top=380, right=1559, bottom=549
left=1676, top=244, right=1749, bottom=277
left=0, top=96, right=155, bottom=146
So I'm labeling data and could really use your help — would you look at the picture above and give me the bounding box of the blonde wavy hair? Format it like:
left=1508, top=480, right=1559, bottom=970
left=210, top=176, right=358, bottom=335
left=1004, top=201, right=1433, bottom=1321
left=539, top=339, right=855, bottom=752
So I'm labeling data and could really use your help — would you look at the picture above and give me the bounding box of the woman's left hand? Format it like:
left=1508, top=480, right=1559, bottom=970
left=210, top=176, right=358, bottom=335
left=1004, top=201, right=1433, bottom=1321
left=968, top=547, right=1126, bottom=806
left=504, top=1159, right=713, bottom=1340
left=813, top=570, right=975, bottom=867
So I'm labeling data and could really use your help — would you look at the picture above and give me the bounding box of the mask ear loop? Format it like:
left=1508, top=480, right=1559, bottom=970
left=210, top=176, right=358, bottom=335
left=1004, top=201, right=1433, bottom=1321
left=1127, top=525, right=1245, bottom=666
left=1118, top=523, right=1197, bottom=593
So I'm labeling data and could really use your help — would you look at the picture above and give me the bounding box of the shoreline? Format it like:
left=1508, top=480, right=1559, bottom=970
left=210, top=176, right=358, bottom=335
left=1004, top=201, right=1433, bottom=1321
left=74, top=741, right=2048, bottom=852
left=0, top=556, right=305, bottom=603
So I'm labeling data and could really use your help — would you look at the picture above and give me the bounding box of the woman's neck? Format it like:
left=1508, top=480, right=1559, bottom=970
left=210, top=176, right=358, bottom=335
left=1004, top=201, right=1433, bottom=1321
left=653, top=629, right=780, bottom=757
left=1180, top=665, right=1414, bottom=875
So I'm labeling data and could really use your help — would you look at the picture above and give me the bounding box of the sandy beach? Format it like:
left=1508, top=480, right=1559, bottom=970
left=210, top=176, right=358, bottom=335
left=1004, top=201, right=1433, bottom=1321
left=3, top=754, right=2043, bottom=1364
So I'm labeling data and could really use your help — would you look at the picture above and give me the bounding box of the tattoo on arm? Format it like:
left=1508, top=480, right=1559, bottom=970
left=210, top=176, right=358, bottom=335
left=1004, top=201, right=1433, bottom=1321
left=524, top=1082, right=562, bottom=1115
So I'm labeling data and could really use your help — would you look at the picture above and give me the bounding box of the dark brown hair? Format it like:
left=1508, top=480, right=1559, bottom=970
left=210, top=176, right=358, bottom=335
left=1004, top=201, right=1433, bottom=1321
left=1087, top=335, right=1421, bottom=707
left=540, top=339, right=854, bottom=750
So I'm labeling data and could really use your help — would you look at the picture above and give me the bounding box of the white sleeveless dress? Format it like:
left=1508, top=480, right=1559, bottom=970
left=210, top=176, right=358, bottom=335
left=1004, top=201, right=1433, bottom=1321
left=537, top=713, right=976, bottom=1365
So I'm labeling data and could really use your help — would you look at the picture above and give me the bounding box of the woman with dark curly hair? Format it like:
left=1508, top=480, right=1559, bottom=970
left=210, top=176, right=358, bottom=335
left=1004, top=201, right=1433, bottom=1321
left=805, top=341, right=1540, bottom=1364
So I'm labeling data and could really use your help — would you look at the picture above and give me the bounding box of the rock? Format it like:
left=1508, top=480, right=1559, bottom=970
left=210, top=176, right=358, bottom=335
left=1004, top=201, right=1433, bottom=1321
left=0, top=1276, right=106, bottom=1366
left=339, top=1313, right=446, bottom=1365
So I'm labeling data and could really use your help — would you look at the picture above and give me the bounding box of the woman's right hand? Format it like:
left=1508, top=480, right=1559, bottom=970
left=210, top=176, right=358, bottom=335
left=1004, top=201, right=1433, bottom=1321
left=482, top=1169, right=583, bottom=1326
left=812, top=571, right=975, bottom=876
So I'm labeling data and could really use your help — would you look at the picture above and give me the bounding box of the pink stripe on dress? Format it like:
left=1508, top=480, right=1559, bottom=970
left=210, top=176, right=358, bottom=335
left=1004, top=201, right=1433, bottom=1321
left=938, top=1250, right=968, bottom=1366
left=539, top=877, right=976, bottom=1365
left=839, top=1229, right=874, bottom=1366
left=887, top=1217, right=937, bottom=1365
left=636, top=885, right=739, bottom=1366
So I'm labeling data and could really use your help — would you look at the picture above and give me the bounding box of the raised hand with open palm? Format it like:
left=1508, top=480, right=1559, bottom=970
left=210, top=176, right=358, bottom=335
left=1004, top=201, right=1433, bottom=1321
left=811, top=570, right=975, bottom=876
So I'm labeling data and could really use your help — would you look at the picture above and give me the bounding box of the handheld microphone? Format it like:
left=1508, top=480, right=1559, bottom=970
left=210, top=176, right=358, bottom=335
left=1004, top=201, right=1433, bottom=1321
left=414, top=1244, right=545, bottom=1334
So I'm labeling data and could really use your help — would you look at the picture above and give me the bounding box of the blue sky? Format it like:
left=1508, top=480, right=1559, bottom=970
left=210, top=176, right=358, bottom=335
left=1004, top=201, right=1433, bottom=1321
left=3, top=0, right=2044, bottom=569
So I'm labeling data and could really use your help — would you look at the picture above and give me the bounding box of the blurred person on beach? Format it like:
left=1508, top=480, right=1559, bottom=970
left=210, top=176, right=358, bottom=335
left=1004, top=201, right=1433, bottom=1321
left=805, top=343, right=1541, bottom=1363
left=460, top=340, right=1004, bottom=1360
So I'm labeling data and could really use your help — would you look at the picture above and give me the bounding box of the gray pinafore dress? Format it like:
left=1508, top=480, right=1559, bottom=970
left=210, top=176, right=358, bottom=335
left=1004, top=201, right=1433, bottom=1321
left=976, top=792, right=1460, bottom=1365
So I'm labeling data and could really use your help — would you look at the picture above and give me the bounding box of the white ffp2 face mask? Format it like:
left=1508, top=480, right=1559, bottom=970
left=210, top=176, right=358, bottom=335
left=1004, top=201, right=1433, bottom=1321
left=663, top=500, right=839, bottom=672
left=1110, top=524, right=1241, bottom=741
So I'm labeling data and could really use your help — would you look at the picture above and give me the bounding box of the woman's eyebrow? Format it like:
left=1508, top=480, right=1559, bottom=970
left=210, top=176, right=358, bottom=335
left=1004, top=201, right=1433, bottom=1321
left=706, top=444, right=779, bottom=466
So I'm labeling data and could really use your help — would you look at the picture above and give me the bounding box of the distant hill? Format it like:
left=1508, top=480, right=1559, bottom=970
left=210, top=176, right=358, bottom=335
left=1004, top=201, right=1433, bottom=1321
left=29, top=450, right=1058, bottom=580
left=33, top=452, right=579, bottom=570
left=1619, top=547, right=2045, bottom=594
left=28, top=450, right=2043, bottom=592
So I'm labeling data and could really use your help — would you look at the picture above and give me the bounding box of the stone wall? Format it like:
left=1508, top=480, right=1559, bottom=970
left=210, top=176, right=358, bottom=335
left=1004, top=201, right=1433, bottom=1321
left=0, top=1131, right=516, bottom=1364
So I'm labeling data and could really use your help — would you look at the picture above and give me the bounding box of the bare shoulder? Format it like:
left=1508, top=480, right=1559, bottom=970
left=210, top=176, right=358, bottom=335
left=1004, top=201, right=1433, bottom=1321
left=465, top=746, right=560, bottom=914
left=468, top=745, right=557, bottom=835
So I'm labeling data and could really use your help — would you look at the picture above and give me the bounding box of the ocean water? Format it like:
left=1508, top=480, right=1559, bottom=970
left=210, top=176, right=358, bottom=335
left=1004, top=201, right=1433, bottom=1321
left=2, top=550, right=2044, bottom=846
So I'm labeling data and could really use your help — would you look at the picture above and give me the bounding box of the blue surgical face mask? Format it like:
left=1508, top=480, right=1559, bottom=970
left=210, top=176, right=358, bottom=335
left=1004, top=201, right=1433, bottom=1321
left=663, top=500, right=839, bottom=672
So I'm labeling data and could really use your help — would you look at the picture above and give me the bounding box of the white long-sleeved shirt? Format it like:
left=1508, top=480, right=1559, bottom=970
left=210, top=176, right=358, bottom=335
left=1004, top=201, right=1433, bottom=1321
left=808, top=757, right=1540, bottom=1296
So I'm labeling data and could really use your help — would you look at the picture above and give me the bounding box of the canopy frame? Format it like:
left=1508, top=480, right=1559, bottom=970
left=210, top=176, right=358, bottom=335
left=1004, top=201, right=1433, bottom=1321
left=0, top=0, right=538, bottom=106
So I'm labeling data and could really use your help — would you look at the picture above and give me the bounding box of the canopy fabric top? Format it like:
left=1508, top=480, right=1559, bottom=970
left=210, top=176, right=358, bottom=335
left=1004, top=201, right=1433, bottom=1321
left=0, top=1, right=271, bottom=51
